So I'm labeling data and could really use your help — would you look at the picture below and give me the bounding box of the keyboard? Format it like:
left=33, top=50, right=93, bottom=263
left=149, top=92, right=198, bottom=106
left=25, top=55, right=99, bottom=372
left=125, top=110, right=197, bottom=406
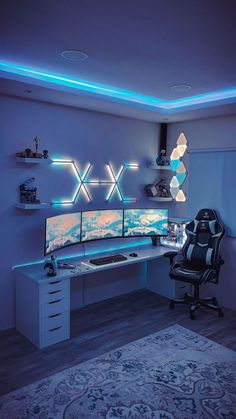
left=89, top=254, right=127, bottom=266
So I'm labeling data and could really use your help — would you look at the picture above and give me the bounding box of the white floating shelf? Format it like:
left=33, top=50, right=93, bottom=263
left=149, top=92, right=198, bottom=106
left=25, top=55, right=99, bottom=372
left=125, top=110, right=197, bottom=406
left=16, top=157, right=52, bottom=164
left=149, top=165, right=172, bottom=171
left=15, top=202, right=51, bottom=209
left=148, top=197, right=173, bottom=202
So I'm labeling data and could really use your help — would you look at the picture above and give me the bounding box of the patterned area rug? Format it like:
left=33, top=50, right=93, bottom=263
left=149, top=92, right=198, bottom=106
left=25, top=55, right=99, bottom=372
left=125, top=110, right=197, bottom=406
left=0, top=324, right=236, bottom=418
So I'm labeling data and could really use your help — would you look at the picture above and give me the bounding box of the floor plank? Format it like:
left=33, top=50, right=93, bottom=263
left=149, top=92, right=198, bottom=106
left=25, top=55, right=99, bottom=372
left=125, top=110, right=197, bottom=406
left=0, top=290, right=236, bottom=396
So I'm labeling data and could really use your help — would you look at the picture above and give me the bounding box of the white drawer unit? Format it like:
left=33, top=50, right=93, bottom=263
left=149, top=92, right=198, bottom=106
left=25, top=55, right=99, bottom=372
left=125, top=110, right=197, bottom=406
left=16, top=272, right=71, bottom=349
left=41, top=297, right=70, bottom=319
left=40, top=278, right=69, bottom=295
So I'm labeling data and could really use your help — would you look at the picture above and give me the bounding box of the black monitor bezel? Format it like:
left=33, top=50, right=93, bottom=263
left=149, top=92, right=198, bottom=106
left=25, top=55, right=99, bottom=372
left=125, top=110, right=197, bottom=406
left=44, top=207, right=169, bottom=255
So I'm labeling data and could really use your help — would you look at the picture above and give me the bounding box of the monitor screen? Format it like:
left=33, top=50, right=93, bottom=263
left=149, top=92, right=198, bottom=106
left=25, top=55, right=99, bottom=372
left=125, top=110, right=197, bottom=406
left=123, top=208, right=168, bottom=237
left=45, top=212, right=81, bottom=255
left=81, top=209, right=123, bottom=242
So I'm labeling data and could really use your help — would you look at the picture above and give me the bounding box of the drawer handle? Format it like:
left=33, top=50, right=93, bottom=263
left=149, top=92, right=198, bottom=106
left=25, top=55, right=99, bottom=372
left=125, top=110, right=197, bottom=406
left=49, top=326, right=61, bottom=332
left=49, top=313, right=61, bottom=318
left=49, top=299, right=61, bottom=305
left=49, top=280, right=61, bottom=285
left=48, top=290, right=61, bottom=295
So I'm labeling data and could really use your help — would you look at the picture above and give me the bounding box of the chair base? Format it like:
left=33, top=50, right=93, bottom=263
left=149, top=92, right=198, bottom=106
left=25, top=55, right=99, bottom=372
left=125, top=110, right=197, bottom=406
left=170, top=292, right=224, bottom=320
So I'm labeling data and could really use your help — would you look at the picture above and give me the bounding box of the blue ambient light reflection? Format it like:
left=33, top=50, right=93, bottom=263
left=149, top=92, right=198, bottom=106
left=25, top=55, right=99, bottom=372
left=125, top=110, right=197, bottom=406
left=1, top=60, right=236, bottom=111
left=13, top=239, right=149, bottom=268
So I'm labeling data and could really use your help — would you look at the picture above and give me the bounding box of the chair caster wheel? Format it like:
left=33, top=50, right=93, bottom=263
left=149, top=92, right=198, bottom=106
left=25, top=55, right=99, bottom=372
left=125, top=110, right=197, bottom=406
left=218, top=310, right=224, bottom=318
left=169, top=300, right=175, bottom=309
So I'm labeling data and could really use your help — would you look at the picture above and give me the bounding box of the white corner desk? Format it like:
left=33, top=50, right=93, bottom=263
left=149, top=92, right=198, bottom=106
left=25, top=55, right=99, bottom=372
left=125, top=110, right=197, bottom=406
left=14, top=244, right=184, bottom=349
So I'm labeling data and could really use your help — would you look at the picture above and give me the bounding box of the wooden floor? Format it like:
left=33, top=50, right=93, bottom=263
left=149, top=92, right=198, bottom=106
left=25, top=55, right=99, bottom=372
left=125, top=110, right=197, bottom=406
left=0, top=289, right=236, bottom=397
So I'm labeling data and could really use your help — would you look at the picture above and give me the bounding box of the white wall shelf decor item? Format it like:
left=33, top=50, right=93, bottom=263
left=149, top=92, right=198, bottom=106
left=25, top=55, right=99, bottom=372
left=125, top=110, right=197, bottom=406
left=149, top=165, right=172, bottom=171
left=16, top=157, right=53, bottom=164
left=15, top=202, right=51, bottom=210
left=146, top=161, right=173, bottom=201
left=148, top=197, right=173, bottom=202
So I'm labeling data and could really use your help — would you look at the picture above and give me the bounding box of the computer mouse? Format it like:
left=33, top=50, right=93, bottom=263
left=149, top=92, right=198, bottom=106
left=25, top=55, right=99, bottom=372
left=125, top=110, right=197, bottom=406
left=129, top=252, right=138, bottom=257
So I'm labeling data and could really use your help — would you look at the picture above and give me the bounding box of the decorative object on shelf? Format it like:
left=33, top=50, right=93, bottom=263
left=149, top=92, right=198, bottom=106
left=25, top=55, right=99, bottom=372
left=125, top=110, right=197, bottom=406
left=19, top=177, right=40, bottom=204
left=156, top=149, right=170, bottom=167
left=44, top=255, right=57, bottom=277
left=16, top=136, right=49, bottom=160
left=169, top=132, right=188, bottom=202
left=145, top=177, right=171, bottom=198
left=43, top=149, right=49, bottom=159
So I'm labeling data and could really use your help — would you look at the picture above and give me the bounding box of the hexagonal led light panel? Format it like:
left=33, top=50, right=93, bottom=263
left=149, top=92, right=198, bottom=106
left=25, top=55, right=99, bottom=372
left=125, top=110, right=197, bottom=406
left=51, top=160, right=139, bottom=205
left=170, top=133, right=188, bottom=202
left=51, top=160, right=92, bottom=205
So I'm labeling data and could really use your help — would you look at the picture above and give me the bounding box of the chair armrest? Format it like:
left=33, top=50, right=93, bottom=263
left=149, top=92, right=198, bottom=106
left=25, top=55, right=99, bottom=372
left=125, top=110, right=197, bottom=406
left=212, top=256, right=224, bottom=268
left=164, top=251, right=179, bottom=264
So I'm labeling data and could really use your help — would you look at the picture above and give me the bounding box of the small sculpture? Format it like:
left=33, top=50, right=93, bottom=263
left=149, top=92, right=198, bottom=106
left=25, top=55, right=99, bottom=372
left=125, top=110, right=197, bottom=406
left=44, top=255, right=57, bottom=277
left=19, top=177, right=41, bottom=203
left=155, top=177, right=171, bottom=197
left=34, top=136, right=40, bottom=156
left=156, top=149, right=170, bottom=166
left=16, top=136, right=49, bottom=159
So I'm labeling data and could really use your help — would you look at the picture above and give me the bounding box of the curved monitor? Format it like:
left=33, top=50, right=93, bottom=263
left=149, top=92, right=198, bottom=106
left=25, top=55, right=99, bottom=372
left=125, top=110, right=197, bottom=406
left=45, top=212, right=81, bottom=255
left=81, top=209, right=123, bottom=242
left=123, top=208, right=168, bottom=237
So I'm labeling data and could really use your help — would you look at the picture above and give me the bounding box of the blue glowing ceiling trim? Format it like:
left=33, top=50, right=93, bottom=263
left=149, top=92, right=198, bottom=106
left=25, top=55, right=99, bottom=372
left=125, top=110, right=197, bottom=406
left=1, top=60, right=236, bottom=111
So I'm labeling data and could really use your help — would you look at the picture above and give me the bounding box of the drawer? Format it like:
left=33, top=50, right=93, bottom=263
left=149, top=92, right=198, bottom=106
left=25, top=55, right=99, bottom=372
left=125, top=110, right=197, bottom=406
left=41, top=298, right=70, bottom=318
left=40, top=278, right=69, bottom=295
left=41, top=311, right=70, bottom=332
left=40, top=323, right=69, bottom=348
left=40, top=287, right=69, bottom=303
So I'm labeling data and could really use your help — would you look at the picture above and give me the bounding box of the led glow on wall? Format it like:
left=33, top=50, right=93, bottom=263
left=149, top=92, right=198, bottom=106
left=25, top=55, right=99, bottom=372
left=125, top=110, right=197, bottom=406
left=170, top=133, right=188, bottom=202
left=52, top=160, right=92, bottom=204
left=1, top=60, right=236, bottom=112
left=51, top=160, right=139, bottom=204
left=105, top=163, right=139, bottom=202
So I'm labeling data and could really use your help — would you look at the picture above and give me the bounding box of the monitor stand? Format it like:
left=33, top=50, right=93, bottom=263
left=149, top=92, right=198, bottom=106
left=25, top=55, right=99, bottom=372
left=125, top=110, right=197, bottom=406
left=151, top=236, right=158, bottom=246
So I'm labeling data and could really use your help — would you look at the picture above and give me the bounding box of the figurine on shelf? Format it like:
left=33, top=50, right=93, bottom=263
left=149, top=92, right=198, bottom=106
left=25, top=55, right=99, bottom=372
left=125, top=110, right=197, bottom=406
left=156, top=177, right=171, bottom=197
left=43, top=149, right=49, bottom=159
left=16, top=136, right=49, bottom=159
left=44, top=255, right=57, bottom=277
left=19, top=177, right=41, bottom=203
left=156, top=149, right=170, bottom=167
left=34, top=136, right=40, bottom=157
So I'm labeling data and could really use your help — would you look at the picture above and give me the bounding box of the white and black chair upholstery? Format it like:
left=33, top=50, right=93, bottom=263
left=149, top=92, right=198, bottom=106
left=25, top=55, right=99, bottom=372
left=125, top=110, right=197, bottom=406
left=164, top=209, right=225, bottom=320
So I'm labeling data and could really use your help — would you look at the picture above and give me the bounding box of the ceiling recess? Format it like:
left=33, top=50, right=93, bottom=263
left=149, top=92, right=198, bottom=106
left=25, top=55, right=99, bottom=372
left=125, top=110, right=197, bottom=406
left=60, top=49, right=88, bottom=61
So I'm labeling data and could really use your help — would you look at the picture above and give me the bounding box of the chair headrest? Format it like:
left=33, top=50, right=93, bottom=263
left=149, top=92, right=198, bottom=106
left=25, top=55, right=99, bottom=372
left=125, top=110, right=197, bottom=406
left=195, top=209, right=219, bottom=222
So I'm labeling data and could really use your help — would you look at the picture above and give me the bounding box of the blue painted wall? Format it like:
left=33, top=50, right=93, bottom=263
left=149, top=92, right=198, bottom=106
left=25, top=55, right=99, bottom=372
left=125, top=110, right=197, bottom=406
left=0, top=94, right=165, bottom=331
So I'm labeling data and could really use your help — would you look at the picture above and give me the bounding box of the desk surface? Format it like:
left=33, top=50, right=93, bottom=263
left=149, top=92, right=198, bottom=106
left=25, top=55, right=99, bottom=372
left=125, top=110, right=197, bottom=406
left=14, top=245, right=169, bottom=285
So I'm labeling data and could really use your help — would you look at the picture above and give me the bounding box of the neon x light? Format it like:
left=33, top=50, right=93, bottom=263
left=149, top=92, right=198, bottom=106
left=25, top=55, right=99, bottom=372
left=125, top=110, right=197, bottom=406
left=1, top=60, right=236, bottom=111
left=52, top=160, right=92, bottom=204
left=105, top=163, right=139, bottom=202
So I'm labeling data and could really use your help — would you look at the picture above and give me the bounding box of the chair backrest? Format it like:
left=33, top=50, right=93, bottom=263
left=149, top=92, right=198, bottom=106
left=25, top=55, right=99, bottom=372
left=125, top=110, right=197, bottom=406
left=182, top=209, right=224, bottom=267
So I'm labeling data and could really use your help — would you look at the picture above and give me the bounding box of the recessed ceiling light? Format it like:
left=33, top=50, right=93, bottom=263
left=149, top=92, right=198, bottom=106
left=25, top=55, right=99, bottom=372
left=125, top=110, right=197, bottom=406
left=170, top=84, right=192, bottom=92
left=60, top=49, right=88, bottom=61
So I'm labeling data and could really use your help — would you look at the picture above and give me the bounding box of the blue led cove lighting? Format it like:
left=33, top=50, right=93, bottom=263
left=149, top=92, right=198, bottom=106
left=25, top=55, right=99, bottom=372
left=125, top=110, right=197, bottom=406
left=1, top=60, right=236, bottom=111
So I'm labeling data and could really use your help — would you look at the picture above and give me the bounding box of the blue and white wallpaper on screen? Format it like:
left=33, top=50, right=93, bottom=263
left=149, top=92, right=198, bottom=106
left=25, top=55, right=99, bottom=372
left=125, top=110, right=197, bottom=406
left=81, top=210, right=123, bottom=242
left=46, top=213, right=81, bottom=254
left=123, top=209, right=168, bottom=237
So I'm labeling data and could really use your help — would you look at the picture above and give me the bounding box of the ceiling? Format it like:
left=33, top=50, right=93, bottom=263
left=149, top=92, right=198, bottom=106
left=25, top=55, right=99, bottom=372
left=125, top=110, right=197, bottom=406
left=1, top=0, right=236, bottom=122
